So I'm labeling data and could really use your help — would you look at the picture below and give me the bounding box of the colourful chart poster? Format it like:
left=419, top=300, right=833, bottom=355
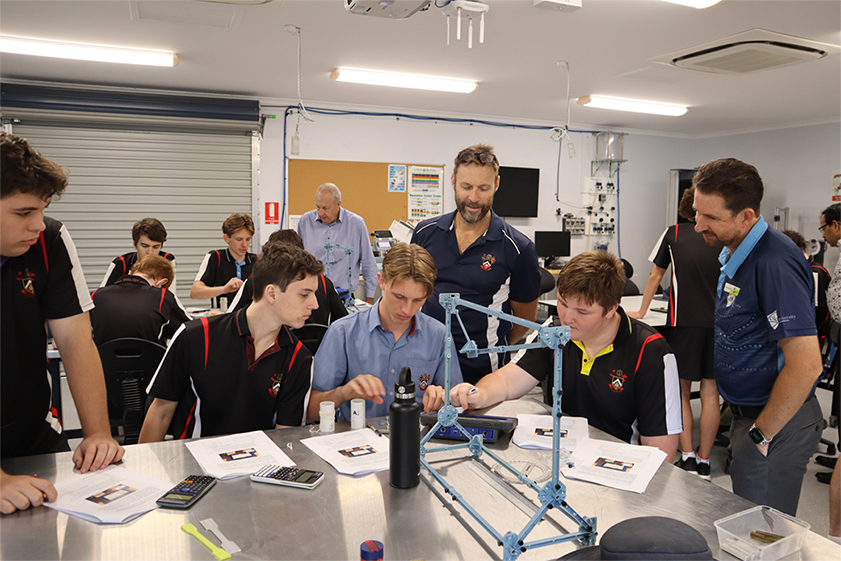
left=408, top=166, right=444, bottom=220
left=388, top=164, right=407, bottom=193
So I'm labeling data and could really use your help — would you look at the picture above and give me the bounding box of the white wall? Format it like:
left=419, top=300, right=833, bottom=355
left=256, top=106, right=839, bottom=284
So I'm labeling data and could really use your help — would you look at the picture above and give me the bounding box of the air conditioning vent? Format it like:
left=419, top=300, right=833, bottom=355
left=650, top=29, right=839, bottom=75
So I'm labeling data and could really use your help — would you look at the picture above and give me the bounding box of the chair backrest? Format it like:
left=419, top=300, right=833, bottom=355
left=539, top=267, right=556, bottom=296
left=291, top=323, right=330, bottom=355
left=98, top=338, right=166, bottom=445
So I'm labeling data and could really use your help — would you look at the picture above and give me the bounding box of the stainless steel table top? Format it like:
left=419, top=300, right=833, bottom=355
left=2, top=398, right=838, bottom=560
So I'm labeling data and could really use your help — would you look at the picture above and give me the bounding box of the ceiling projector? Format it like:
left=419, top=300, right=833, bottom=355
left=345, top=0, right=431, bottom=19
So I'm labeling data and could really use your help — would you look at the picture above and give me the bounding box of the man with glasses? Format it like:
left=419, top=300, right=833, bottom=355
left=693, top=158, right=822, bottom=516
left=821, top=203, right=841, bottom=324
left=411, top=144, right=540, bottom=384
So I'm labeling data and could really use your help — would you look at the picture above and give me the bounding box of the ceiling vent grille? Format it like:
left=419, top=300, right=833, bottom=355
left=650, top=29, right=839, bottom=75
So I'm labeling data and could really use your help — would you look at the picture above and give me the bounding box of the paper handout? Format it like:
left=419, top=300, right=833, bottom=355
left=301, top=428, right=389, bottom=475
left=513, top=414, right=589, bottom=452
left=185, top=430, right=295, bottom=480
left=44, top=465, right=172, bottom=524
left=561, top=439, right=667, bottom=494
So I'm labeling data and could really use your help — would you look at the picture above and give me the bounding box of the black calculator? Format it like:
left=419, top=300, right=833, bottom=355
left=250, top=464, right=324, bottom=489
left=156, top=475, right=216, bottom=509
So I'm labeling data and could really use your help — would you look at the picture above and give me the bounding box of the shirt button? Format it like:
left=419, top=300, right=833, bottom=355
left=583, top=359, right=588, bottom=362
left=391, top=369, right=395, bottom=373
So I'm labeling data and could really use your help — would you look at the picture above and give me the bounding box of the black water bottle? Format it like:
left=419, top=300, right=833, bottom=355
left=389, top=366, right=420, bottom=489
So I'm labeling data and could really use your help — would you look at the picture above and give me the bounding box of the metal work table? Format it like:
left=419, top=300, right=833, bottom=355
left=2, top=399, right=838, bottom=560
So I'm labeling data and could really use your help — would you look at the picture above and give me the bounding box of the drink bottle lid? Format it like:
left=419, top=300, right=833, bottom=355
left=394, top=366, right=415, bottom=398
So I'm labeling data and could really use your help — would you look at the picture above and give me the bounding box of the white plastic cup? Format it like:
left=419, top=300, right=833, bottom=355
left=319, top=401, right=335, bottom=433
left=350, top=398, right=366, bottom=430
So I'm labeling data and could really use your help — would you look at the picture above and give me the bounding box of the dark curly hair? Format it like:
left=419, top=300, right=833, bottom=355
left=1, top=132, right=68, bottom=200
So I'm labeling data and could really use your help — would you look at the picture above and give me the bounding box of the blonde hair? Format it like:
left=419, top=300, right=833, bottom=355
left=381, top=243, right=437, bottom=298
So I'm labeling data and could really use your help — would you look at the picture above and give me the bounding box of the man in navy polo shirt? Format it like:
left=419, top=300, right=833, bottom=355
left=191, top=213, right=258, bottom=308
left=139, top=243, right=322, bottom=441
left=693, top=158, right=823, bottom=516
left=411, top=144, right=540, bottom=384
left=100, top=217, right=176, bottom=289
left=1, top=132, right=124, bottom=515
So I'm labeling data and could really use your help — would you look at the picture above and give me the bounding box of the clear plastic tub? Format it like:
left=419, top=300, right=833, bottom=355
left=714, top=506, right=810, bottom=561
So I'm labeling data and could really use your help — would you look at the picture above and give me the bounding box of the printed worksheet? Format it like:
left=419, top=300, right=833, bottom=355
left=44, top=465, right=171, bottom=524
left=561, top=439, right=666, bottom=494
left=301, top=428, right=389, bottom=475
left=513, top=414, right=589, bottom=452
left=185, top=430, right=294, bottom=480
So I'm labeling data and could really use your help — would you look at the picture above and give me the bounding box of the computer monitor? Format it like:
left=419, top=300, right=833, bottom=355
left=534, top=231, right=571, bottom=266
left=492, top=166, right=539, bottom=218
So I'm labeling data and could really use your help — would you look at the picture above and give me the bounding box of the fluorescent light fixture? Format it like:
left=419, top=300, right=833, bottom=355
left=0, top=36, right=178, bottom=67
left=577, top=95, right=688, bottom=116
left=330, top=67, right=476, bottom=93
left=661, top=0, right=723, bottom=8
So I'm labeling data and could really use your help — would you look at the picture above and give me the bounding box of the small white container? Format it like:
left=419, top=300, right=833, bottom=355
left=319, top=401, right=335, bottom=433
left=350, top=398, right=366, bottom=430
left=714, top=506, right=809, bottom=561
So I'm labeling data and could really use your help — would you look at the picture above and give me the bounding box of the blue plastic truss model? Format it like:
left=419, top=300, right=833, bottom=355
left=323, top=242, right=357, bottom=311
left=420, top=293, right=597, bottom=561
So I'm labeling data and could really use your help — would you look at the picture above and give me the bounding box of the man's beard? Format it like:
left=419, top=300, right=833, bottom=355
left=457, top=198, right=492, bottom=224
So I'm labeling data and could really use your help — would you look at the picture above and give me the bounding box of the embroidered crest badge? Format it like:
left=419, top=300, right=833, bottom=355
left=418, top=373, right=430, bottom=391
left=16, top=271, right=35, bottom=297
left=481, top=253, right=495, bottom=271
left=268, top=372, right=284, bottom=397
left=609, top=369, right=626, bottom=393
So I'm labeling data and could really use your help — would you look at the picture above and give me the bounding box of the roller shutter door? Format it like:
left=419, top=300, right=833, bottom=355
left=12, top=124, right=254, bottom=302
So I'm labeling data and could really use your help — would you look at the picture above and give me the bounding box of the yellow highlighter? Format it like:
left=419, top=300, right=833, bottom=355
left=182, top=523, right=232, bottom=561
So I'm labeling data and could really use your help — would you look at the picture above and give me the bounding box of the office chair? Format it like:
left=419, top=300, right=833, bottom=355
left=292, top=323, right=330, bottom=355
left=538, top=267, right=556, bottom=296
left=98, top=338, right=166, bottom=445
left=620, top=259, right=640, bottom=296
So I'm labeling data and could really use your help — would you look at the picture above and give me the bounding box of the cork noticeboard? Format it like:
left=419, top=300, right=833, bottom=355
left=288, top=159, right=446, bottom=234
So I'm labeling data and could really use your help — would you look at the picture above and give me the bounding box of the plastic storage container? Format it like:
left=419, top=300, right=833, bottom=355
left=714, top=506, right=809, bottom=561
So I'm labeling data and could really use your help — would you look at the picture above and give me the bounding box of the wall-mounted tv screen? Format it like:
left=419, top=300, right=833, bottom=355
left=492, top=166, right=539, bottom=218
left=534, top=231, right=571, bottom=260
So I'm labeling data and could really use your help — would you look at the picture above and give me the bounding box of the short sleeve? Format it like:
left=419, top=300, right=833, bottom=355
left=197, top=251, right=218, bottom=286
left=312, top=321, right=351, bottom=392
left=755, top=250, right=817, bottom=341
left=650, top=227, right=673, bottom=270
left=514, top=346, right=554, bottom=384
left=509, top=240, right=541, bottom=303
left=146, top=324, right=193, bottom=401
left=633, top=332, right=682, bottom=437
left=41, top=223, right=92, bottom=319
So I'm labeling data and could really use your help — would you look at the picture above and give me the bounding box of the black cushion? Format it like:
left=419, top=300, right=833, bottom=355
left=558, top=517, right=712, bottom=560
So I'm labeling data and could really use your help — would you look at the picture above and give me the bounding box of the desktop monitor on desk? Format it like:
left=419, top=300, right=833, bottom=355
left=534, top=231, right=571, bottom=268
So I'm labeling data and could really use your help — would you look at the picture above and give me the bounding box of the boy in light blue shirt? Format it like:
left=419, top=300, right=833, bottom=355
left=308, top=243, right=462, bottom=422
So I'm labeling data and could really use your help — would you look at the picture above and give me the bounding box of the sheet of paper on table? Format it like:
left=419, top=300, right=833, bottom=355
left=301, top=428, right=389, bottom=475
left=43, top=465, right=172, bottom=524
left=561, top=439, right=667, bottom=494
left=185, top=430, right=295, bottom=480
left=513, top=414, right=590, bottom=452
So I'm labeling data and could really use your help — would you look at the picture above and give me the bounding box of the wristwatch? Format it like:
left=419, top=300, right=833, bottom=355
left=748, top=423, right=773, bottom=446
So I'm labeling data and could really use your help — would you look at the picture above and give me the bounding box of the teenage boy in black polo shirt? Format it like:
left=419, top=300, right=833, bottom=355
left=139, top=243, right=322, bottom=441
left=191, top=213, right=258, bottom=308
left=1, top=132, right=124, bottom=515
left=229, top=229, right=348, bottom=325
left=100, top=218, right=176, bottom=289
left=435, top=250, right=682, bottom=462
left=91, top=255, right=189, bottom=346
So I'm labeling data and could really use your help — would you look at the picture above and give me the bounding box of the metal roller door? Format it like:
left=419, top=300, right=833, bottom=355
left=11, top=124, right=254, bottom=302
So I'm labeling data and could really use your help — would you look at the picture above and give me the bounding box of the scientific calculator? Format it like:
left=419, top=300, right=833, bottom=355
left=250, top=464, right=325, bottom=489
left=156, top=475, right=216, bottom=509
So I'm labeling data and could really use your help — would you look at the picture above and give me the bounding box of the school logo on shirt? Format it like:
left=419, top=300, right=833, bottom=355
left=16, top=270, right=35, bottom=297
left=609, top=369, right=626, bottom=393
left=723, top=282, right=740, bottom=308
left=481, top=253, right=495, bottom=271
left=418, top=373, right=430, bottom=391
left=268, top=372, right=284, bottom=397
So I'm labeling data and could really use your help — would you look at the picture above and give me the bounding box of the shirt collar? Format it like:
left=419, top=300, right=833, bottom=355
left=317, top=207, right=344, bottom=226
left=439, top=210, right=504, bottom=241
left=225, top=247, right=252, bottom=265
left=717, top=215, right=767, bottom=294
left=115, top=274, right=151, bottom=287
left=234, top=304, right=296, bottom=347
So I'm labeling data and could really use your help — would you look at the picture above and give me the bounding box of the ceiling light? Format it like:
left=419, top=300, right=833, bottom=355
left=661, top=0, right=723, bottom=8
left=0, top=36, right=178, bottom=67
left=330, top=67, right=477, bottom=93
left=577, top=95, right=688, bottom=116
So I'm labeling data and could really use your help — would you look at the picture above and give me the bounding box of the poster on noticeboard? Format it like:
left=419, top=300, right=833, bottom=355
left=408, top=166, right=444, bottom=220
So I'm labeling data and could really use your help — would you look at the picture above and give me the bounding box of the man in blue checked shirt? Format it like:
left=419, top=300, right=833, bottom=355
left=308, top=243, right=462, bottom=423
left=297, top=182, right=378, bottom=304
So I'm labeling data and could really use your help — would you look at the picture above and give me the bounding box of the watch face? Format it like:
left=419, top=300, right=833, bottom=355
left=749, top=426, right=764, bottom=444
